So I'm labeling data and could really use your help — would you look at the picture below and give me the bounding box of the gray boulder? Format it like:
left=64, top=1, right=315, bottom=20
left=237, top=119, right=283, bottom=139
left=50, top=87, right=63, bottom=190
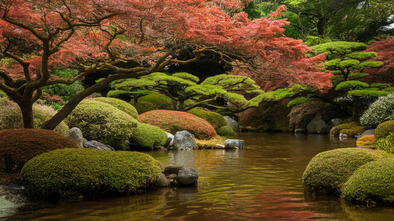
left=307, top=114, right=330, bottom=134
left=173, top=131, right=196, bottom=150
left=164, top=165, right=185, bottom=175
left=177, top=168, right=199, bottom=186
left=356, top=129, right=375, bottom=139
left=65, top=127, right=83, bottom=147
left=224, top=139, right=245, bottom=149
left=331, top=118, right=344, bottom=127
left=224, top=116, right=239, bottom=132
left=156, top=173, right=171, bottom=188
left=83, top=140, right=115, bottom=151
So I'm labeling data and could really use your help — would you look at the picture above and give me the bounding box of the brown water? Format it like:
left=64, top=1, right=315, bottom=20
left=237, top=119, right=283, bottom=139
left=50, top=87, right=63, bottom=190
left=5, top=133, right=394, bottom=220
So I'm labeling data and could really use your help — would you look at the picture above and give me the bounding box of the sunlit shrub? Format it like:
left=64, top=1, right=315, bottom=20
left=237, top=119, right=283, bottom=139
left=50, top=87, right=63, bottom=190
left=330, top=121, right=358, bottom=137
left=374, top=120, right=394, bottom=140
left=340, top=125, right=367, bottom=137
left=217, top=126, right=235, bottom=138
left=93, top=97, right=139, bottom=120
left=187, top=108, right=226, bottom=130
left=360, top=93, right=394, bottom=127
left=376, top=133, right=394, bottom=153
left=356, top=135, right=376, bottom=148
left=129, top=123, right=168, bottom=150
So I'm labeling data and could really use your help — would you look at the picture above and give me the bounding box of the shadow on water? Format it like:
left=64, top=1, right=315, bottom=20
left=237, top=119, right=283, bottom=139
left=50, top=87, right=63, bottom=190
left=4, top=133, right=394, bottom=220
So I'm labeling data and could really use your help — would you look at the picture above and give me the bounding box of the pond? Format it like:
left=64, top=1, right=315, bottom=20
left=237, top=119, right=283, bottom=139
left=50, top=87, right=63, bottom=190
left=4, top=133, right=394, bottom=220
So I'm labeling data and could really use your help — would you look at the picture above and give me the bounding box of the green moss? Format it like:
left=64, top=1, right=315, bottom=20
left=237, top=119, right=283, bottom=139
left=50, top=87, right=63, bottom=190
left=340, top=125, right=367, bottom=137
left=302, top=148, right=377, bottom=193
left=138, top=93, right=173, bottom=109
left=0, top=129, right=79, bottom=174
left=286, top=97, right=312, bottom=108
left=217, top=126, right=235, bottom=138
left=341, top=158, right=394, bottom=205
left=129, top=123, right=168, bottom=150
left=330, top=122, right=358, bottom=136
left=374, top=120, right=394, bottom=140
left=376, top=133, right=394, bottom=153
left=67, top=99, right=137, bottom=149
left=187, top=109, right=226, bottom=130
left=21, top=148, right=161, bottom=200
left=93, top=97, right=138, bottom=120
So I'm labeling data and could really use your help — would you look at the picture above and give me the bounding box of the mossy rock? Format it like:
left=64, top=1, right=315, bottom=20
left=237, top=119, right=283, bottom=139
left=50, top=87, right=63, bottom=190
left=67, top=99, right=137, bottom=149
left=139, top=110, right=216, bottom=140
left=21, top=148, right=161, bottom=200
left=374, top=120, right=394, bottom=140
left=217, top=126, right=235, bottom=138
left=341, top=158, right=394, bottom=205
left=93, top=97, right=139, bottom=120
left=0, top=129, right=79, bottom=174
left=129, top=123, right=168, bottom=150
left=340, top=125, right=367, bottom=138
left=302, top=148, right=377, bottom=193
left=187, top=109, right=227, bottom=130
left=376, top=133, right=394, bottom=153
left=330, top=122, right=358, bottom=137
left=356, top=135, right=376, bottom=148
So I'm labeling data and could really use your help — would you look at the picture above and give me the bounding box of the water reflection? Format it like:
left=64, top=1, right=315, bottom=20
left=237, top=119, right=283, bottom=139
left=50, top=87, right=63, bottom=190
left=5, top=133, right=394, bottom=221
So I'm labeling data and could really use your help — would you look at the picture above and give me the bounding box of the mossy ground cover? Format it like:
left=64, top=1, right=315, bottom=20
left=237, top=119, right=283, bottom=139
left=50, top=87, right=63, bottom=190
left=356, top=135, right=376, bottom=148
left=217, top=126, right=235, bottom=137
left=129, top=123, right=168, bottom=150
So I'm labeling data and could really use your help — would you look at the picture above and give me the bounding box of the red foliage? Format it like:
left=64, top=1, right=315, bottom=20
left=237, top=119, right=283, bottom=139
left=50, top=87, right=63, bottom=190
left=139, top=110, right=216, bottom=139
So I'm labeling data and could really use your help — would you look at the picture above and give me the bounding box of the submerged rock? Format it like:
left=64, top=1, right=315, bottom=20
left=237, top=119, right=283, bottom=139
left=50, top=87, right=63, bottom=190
left=224, top=139, right=245, bottom=149
left=177, top=168, right=198, bottom=187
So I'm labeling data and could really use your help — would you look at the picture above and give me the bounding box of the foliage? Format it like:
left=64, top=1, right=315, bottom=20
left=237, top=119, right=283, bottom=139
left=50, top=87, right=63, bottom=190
left=302, top=148, right=377, bottom=193
left=0, top=129, right=79, bottom=174
left=374, top=120, right=394, bottom=140
left=187, top=109, right=227, bottom=130
left=376, top=133, right=394, bottom=154
left=172, top=72, right=199, bottom=83
left=92, top=97, right=138, bottom=120
left=66, top=99, right=137, bottom=149
left=139, top=110, right=216, bottom=140
left=363, top=38, right=394, bottom=84
left=340, top=126, right=367, bottom=138
left=360, top=94, right=394, bottom=127
left=129, top=123, right=168, bottom=151
left=348, top=89, right=392, bottom=97
left=138, top=93, right=173, bottom=110
left=42, top=69, right=84, bottom=102
left=356, top=135, right=376, bottom=149
left=335, top=81, right=369, bottom=91
left=217, top=126, right=235, bottom=138
left=286, top=97, right=312, bottom=108
left=330, top=122, right=358, bottom=137
left=341, top=158, right=394, bottom=205
left=21, top=148, right=161, bottom=200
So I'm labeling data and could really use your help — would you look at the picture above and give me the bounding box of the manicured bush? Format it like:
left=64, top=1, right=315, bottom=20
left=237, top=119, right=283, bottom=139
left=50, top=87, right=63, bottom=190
left=187, top=109, right=226, bottom=130
left=129, top=123, right=168, bottom=150
left=376, top=133, right=394, bottom=153
left=330, top=121, right=358, bottom=136
left=374, top=120, right=394, bottom=140
left=356, top=135, right=376, bottom=148
left=0, top=97, right=69, bottom=134
left=360, top=93, right=394, bottom=127
left=0, top=129, right=79, bottom=174
left=217, top=126, right=235, bottom=137
left=139, top=110, right=216, bottom=140
left=340, top=125, right=367, bottom=137
left=67, top=99, right=137, bottom=149
left=138, top=93, right=173, bottom=109
left=341, top=158, right=394, bottom=205
left=302, top=148, right=376, bottom=193
left=93, top=97, right=139, bottom=120
left=21, top=148, right=161, bottom=200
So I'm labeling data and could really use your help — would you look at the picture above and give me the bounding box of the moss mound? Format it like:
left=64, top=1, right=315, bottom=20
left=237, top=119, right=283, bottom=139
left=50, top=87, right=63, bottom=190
left=374, top=120, right=394, bottom=140
left=21, top=148, right=161, bottom=200
left=139, top=93, right=172, bottom=108
left=341, top=158, right=394, bottom=205
left=0, top=129, right=79, bottom=174
left=340, top=125, right=367, bottom=137
left=330, top=122, right=358, bottom=137
left=129, top=123, right=168, bottom=150
left=67, top=99, right=137, bottom=149
left=187, top=109, right=226, bottom=130
left=139, top=110, right=216, bottom=140
left=217, top=126, right=235, bottom=137
left=302, top=148, right=376, bottom=193
left=376, top=133, right=394, bottom=153
left=93, top=97, right=139, bottom=120
left=356, top=135, right=376, bottom=148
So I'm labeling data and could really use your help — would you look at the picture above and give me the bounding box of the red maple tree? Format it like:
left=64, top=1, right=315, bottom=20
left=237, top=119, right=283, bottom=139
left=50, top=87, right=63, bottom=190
left=0, top=0, right=331, bottom=129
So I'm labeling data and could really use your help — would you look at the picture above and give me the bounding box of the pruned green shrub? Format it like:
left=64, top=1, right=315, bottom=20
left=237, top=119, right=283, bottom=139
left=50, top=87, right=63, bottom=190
left=335, top=80, right=369, bottom=91
left=302, top=148, right=376, bottom=193
left=93, top=97, right=138, bottom=120
left=286, top=97, right=312, bottom=108
left=217, top=126, right=235, bottom=137
left=374, top=120, right=394, bottom=140
left=187, top=109, right=226, bottom=130
left=139, top=110, right=216, bottom=140
left=129, top=123, right=168, bottom=150
left=341, top=158, right=394, bottom=205
left=376, top=133, right=394, bottom=153
left=330, top=121, right=358, bottom=136
left=21, top=148, right=161, bottom=200
left=138, top=93, right=173, bottom=109
left=360, top=93, right=394, bottom=127
left=67, top=99, right=137, bottom=149
left=0, top=129, right=79, bottom=174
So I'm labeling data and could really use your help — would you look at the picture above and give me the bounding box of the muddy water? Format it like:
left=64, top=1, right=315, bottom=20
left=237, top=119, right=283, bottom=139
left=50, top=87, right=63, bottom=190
left=5, top=133, right=394, bottom=220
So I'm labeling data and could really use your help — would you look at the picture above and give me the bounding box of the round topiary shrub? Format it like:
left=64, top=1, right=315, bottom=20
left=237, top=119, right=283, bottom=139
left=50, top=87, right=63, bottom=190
left=93, top=97, right=139, bottom=120
left=217, top=126, right=235, bottom=137
left=374, top=120, right=394, bottom=140
left=139, top=110, right=216, bottom=140
left=0, top=129, right=79, bottom=174
left=129, top=123, right=168, bottom=150
left=21, top=148, right=161, bottom=200
left=376, top=133, right=394, bottom=153
left=302, top=148, right=377, bottom=193
left=341, top=158, right=394, bottom=205
left=360, top=93, right=394, bottom=127
left=138, top=93, right=173, bottom=109
left=66, top=99, right=137, bottom=149
left=187, top=109, right=226, bottom=130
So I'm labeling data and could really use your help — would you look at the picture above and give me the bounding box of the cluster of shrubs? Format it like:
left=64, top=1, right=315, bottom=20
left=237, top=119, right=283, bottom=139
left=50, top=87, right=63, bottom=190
left=303, top=148, right=393, bottom=205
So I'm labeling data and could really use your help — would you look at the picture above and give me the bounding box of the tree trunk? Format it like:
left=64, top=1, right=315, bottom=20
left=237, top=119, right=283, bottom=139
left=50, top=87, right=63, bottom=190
left=178, top=100, right=184, bottom=110
left=18, top=102, right=34, bottom=128
left=133, top=97, right=138, bottom=106
left=172, top=100, right=177, bottom=110
left=317, top=18, right=326, bottom=36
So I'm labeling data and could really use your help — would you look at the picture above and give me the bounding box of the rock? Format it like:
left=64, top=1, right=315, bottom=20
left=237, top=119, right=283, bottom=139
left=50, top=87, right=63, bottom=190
left=83, top=140, right=115, bottom=151
left=294, top=128, right=307, bottom=133
left=307, top=114, right=330, bottom=134
left=173, top=131, right=197, bottom=150
left=224, top=116, right=239, bottom=132
left=356, top=129, right=375, bottom=139
left=331, top=118, right=344, bottom=127
left=224, top=139, right=245, bottom=149
left=164, top=165, right=185, bottom=175
left=155, top=160, right=165, bottom=172
left=64, top=127, right=83, bottom=147
left=165, top=132, right=174, bottom=147
left=177, top=168, right=198, bottom=186
left=156, top=173, right=171, bottom=188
